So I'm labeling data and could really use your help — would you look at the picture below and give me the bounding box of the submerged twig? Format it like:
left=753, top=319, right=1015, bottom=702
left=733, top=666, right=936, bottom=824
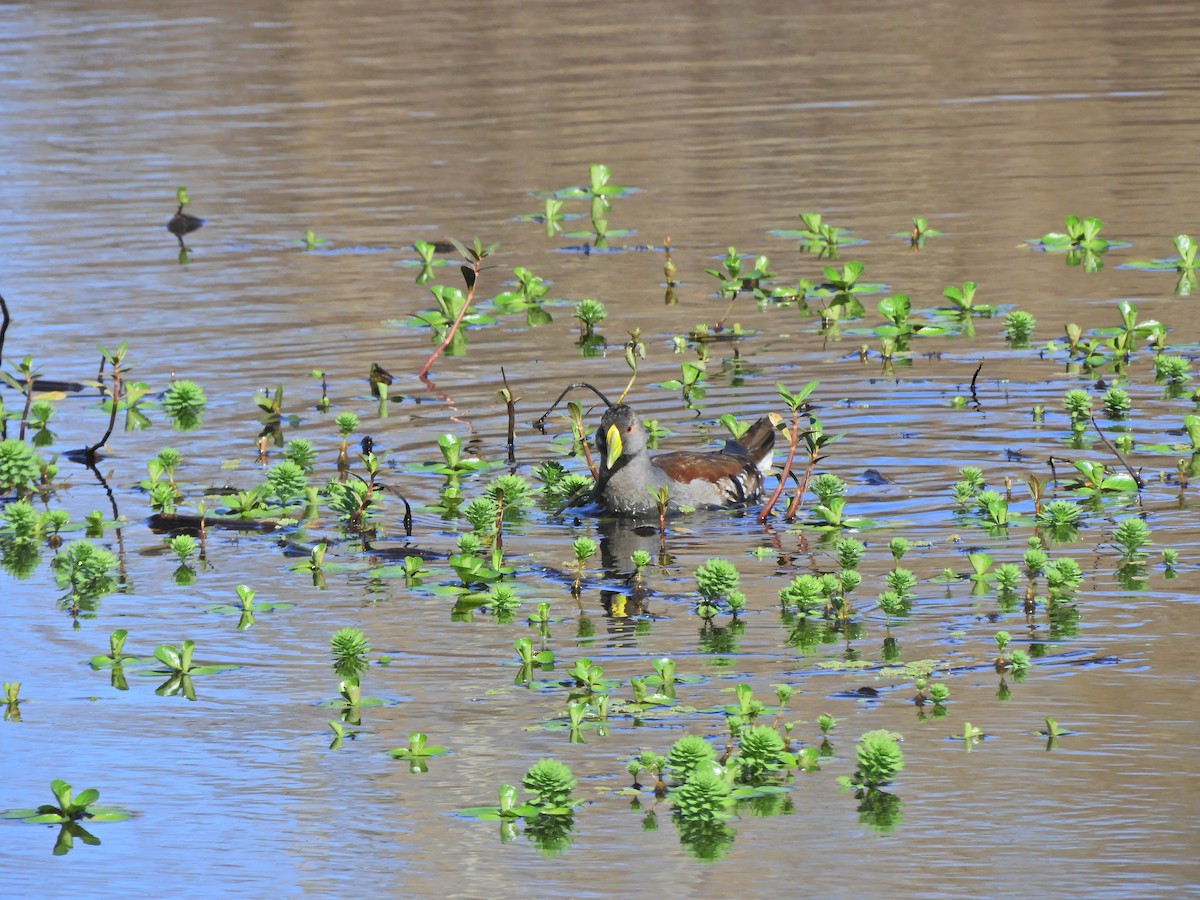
left=969, top=360, right=983, bottom=408
left=1089, top=414, right=1145, bottom=493
left=0, top=292, right=9, bottom=374
left=714, top=287, right=742, bottom=332
left=500, top=367, right=519, bottom=463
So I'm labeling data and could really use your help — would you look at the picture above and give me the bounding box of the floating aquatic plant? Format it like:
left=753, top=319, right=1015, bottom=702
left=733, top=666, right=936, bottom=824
left=51, top=540, right=117, bottom=599
left=388, top=732, right=449, bottom=772
left=89, top=629, right=139, bottom=669
left=4, top=681, right=22, bottom=721
left=0, top=779, right=130, bottom=837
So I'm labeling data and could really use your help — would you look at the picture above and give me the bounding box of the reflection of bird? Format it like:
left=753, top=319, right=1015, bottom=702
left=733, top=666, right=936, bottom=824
left=592, top=405, right=775, bottom=516
left=166, top=187, right=205, bottom=247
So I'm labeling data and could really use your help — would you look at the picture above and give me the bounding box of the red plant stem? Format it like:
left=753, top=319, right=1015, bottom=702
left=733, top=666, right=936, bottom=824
left=418, top=263, right=479, bottom=380
left=573, top=414, right=597, bottom=480
left=757, top=411, right=801, bottom=524
left=785, top=450, right=820, bottom=520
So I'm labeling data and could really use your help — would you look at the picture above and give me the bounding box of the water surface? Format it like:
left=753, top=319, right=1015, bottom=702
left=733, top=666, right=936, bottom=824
left=1, top=1, right=1199, bottom=896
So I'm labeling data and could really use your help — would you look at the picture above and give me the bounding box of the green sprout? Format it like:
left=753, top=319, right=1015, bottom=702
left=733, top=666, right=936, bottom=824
left=573, top=299, right=607, bottom=340
left=1038, top=499, right=1083, bottom=528
left=166, top=534, right=196, bottom=564
left=89, top=629, right=138, bottom=669
left=300, top=229, right=329, bottom=250
left=283, top=438, right=318, bottom=473
left=835, top=537, right=866, bottom=571
left=265, top=460, right=308, bottom=506
left=387, top=732, right=449, bottom=771
left=1153, top=354, right=1190, bottom=384
left=1102, top=386, right=1132, bottom=419
left=556, top=535, right=594, bottom=581
left=331, top=627, right=370, bottom=685
left=1, top=500, right=41, bottom=543
left=4, top=681, right=22, bottom=721
left=1004, top=309, right=1036, bottom=343
left=162, top=380, right=206, bottom=430
left=779, top=573, right=824, bottom=617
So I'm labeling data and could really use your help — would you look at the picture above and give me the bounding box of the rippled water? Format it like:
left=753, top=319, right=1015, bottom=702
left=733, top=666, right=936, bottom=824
left=2, top=1, right=1199, bottom=896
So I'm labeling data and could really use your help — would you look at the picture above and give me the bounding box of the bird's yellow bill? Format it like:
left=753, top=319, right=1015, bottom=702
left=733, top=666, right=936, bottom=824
left=605, top=425, right=623, bottom=469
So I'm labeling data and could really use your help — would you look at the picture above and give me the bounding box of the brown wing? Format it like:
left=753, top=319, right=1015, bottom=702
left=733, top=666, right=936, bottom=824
left=652, top=452, right=764, bottom=506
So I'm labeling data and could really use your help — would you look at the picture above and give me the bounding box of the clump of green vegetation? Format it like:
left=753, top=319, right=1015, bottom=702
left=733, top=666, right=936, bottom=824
left=694, top=558, right=745, bottom=618
left=331, top=627, right=370, bottom=685
left=844, top=729, right=904, bottom=789
left=1, top=779, right=130, bottom=825
left=1005, top=309, right=1036, bottom=344
left=162, top=380, right=206, bottom=429
left=522, top=758, right=578, bottom=810
left=573, top=299, right=607, bottom=340
left=672, top=769, right=732, bottom=824
left=0, top=439, right=41, bottom=496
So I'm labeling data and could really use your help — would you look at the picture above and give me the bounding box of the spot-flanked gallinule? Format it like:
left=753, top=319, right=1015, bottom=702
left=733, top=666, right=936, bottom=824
left=593, top=405, right=775, bottom=516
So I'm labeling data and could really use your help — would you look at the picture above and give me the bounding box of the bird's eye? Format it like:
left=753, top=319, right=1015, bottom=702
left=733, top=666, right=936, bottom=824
left=626, top=425, right=633, bottom=433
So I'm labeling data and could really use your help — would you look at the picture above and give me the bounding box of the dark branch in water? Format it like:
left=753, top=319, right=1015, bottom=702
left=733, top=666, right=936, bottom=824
left=534, top=382, right=615, bottom=430
left=969, top=361, right=983, bottom=408
left=501, top=367, right=518, bottom=464
left=0, top=292, right=9, bottom=375
left=1090, top=414, right=1144, bottom=494
left=83, top=353, right=123, bottom=464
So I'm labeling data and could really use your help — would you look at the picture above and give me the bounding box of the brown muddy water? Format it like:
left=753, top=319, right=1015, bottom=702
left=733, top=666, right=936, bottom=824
left=2, top=1, right=1199, bottom=896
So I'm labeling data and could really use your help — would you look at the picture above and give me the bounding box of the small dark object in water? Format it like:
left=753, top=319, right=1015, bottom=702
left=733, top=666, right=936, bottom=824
left=861, top=468, right=889, bottom=485
left=369, top=362, right=393, bottom=398
left=167, top=206, right=204, bottom=241
left=147, top=512, right=279, bottom=534
left=370, top=362, right=394, bottom=386
left=835, top=686, right=880, bottom=699
left=591, top=404, right=775, bottom=516
left=32, top=378, right=86, bottom=393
